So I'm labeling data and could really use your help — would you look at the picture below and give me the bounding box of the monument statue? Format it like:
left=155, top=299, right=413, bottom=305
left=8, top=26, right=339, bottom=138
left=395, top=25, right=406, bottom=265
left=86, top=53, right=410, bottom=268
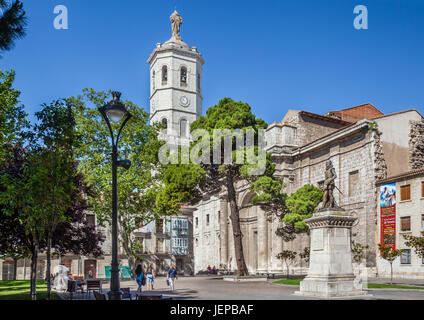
left=322, top=160, right=339, bottom=209
left=296, top=160, right=367, bottom=298
left=170, top=10, right=183, bottom=40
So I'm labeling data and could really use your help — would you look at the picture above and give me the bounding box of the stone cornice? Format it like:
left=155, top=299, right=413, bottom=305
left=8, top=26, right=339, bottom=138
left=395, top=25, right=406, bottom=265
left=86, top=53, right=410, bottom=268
left=148, top=45, right=204, bottom=65
left=150, top=86, right=203, bottom=101
left=306, top=215, right=357, bottom=229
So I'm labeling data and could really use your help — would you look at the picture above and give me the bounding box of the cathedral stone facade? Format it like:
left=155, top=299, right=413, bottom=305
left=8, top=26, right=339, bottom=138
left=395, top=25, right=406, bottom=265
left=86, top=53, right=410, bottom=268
left=193, top=106, right=423, bottom=276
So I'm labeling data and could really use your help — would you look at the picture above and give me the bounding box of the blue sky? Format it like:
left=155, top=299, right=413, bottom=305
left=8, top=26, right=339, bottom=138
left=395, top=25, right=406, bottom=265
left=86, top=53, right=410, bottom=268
left=2, top=0, right=424, bottom=125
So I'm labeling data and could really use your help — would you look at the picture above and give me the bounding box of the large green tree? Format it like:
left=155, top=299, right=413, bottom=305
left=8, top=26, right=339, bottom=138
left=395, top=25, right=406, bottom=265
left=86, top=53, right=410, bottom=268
left=68, top=89, right=172, bottom=277
left=0, top=69, right=28, bottom=159
left=164, top=97, right=274, bottom=276
left=0, top=0, right=27, bottom=56
left=1, top=100, right=77, bottom=299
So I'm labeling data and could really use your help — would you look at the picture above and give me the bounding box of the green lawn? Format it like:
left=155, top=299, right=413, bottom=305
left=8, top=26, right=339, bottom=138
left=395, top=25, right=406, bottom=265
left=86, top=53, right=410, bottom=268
left=364, top=283, right=424, bottom=290
left=0, top=280, right=61, bottom=300
left=272, top=278, right=302, bottom=285
left=272, top=279, right=424, bottom=290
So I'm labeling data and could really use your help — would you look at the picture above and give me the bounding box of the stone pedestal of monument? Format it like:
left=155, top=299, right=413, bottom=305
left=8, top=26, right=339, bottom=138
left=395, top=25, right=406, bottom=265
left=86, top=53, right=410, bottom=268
left=295, top=209, right=367, bottom=298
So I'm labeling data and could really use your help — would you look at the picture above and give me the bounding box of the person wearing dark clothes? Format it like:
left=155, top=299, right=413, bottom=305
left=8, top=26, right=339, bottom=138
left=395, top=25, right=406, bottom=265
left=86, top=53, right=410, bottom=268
left=167, top=265, right=178, bottom=292
left=135, top=264, right=144, bottom=293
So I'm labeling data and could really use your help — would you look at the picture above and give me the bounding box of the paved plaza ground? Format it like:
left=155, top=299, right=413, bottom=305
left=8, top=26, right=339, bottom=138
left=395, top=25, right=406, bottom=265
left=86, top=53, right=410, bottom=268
left=57, top=276, right=424, bottom=300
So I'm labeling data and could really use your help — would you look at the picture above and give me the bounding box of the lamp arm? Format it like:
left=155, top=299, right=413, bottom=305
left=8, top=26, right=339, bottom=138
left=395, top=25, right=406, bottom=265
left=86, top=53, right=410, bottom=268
left=116, top=113, right=132, bottom=145
left=99, top=108, right=116, bottom=147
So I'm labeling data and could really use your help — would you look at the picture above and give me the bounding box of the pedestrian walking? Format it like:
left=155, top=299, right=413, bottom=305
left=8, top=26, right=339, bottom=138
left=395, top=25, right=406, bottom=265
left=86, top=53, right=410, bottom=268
left=207, top=265, right=211, bottom=275
left=135, top=264, right=144, bottom=293
left=146, top=263, right=155, bottom=290
left=167, top=265, right=178, bottom=292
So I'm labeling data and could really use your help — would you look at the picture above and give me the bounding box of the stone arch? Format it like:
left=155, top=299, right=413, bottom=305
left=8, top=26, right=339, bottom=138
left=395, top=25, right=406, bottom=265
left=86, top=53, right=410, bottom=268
left=180, top=65, right=188, bottom=86
left=179, top=118, right=188, bottom=137
left=238, top=190, right=271, bottom=273
left=161, top=65, right=168, bottom=84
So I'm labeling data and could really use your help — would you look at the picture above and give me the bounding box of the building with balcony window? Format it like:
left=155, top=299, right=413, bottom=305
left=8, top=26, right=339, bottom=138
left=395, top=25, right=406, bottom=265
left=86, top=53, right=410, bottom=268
left=376, top=168, right=424, bottom=278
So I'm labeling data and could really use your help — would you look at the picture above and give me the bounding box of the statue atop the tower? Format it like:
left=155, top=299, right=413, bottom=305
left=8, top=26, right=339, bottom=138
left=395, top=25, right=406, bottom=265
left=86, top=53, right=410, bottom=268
left=170, top=10, right=183, bottom=41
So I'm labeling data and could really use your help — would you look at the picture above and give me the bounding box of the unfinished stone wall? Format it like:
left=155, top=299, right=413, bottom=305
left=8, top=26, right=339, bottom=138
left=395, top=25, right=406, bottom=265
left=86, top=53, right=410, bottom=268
left=373, top=129, right=387, bottom=180
left=409, top=119, right=424, bottom=169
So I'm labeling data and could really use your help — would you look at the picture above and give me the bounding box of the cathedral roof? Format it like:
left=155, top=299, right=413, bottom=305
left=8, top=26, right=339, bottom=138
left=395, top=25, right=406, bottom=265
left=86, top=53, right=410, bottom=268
left=326, top=103, right=384, bottom=122
left=377, top=167, right=424, bottom=184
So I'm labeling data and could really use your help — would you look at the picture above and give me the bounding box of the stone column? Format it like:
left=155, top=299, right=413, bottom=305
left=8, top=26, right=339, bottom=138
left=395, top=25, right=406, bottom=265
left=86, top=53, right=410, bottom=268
left=219, top=198, right=229, bottom=267
left=257, top=207, right=268, bottom=273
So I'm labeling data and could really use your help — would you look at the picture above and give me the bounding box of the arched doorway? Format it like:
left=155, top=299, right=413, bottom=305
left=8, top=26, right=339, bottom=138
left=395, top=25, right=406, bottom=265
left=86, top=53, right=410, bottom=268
left=239, top=192, right=262, bottom=274
left=84, top=260, right=97, bottom=279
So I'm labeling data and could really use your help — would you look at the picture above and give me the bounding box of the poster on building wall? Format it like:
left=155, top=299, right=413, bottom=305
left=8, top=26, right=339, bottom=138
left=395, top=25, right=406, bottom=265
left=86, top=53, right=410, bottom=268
left=380, top=183, right=396, bottom=249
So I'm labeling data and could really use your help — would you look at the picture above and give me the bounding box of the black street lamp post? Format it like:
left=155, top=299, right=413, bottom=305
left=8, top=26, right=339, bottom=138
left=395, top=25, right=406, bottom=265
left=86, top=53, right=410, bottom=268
left=98, top=91, right=132, bottom=300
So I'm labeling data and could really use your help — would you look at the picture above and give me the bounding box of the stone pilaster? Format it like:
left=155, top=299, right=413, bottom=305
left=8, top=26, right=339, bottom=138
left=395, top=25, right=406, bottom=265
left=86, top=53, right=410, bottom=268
left=257, top=208, right=268, bottom=273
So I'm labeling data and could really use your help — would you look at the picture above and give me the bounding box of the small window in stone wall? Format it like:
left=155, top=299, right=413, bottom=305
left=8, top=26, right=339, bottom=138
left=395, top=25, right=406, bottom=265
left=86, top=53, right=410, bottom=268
left=180, top=67, right=187, bottom=85
left=156, top=219, right=164, bottom=233
left=162, top=65, right=168, bottom=84
left=400, top=185, right=411, bottom=201
left=86, top=214, right=95, bottom=228
left=180, top=119, right=187, bottom=137
left=401, top=249, right=411, bottom=264
left=206, top=214, right=210, bottom=226
left=422, top=215, right=424, bottom=230
left=422, top=181, right=424, bottom=198
left=195, top=217, right=198, bottom=228
left=400, top=216, right=411, bottom=231
left=156, top=238, right=164, bottom=253
left=348, top=170, right=359, bottom=197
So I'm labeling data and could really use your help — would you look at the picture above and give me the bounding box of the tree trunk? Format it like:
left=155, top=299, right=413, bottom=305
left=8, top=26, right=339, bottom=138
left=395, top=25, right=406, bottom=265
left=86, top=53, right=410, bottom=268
left=286, top=263, right=289, bottom=279
left=13, top=257, right=18, bottom=281
left=390, top=262, right=393, bottom=285
left=46, top=236, right=52, bottom=300
left=128, top=255, right=136, bottom=280
left=30, top=246, right=38, bottom=300
left=226, top=173, right=249, bottom=276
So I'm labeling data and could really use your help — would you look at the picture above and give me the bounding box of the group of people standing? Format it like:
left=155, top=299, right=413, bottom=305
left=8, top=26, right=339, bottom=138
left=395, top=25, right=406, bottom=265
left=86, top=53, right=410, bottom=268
left=134, top=263, right=178, bottom=293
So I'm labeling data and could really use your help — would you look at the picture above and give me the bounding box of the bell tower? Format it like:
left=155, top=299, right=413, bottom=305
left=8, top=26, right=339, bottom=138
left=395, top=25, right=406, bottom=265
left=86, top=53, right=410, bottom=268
left=147, top=10, right=204, bottom=145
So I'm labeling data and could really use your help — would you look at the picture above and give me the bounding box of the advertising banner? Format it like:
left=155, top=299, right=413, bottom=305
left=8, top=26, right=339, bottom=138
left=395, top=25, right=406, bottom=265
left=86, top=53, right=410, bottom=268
left=380, top=183, right=396, bottom=249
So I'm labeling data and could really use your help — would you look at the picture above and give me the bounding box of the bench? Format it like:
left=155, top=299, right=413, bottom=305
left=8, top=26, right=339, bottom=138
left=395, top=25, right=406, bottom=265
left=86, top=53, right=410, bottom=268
left=86, top=280, right=102, bottom=299
left=93, top=290, right=106, bottom=300
left=121, top=287, right=134, bottom=300
left=137, top=294, right=168, bottom=300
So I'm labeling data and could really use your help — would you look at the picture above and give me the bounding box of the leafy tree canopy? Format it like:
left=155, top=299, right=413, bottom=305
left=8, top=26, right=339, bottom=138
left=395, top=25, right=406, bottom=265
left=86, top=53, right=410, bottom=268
left=0, top=69, right=28, bottom=158
left=0, top=0, right=27, bottom=55
left=283, top=184, right=323, bottom=233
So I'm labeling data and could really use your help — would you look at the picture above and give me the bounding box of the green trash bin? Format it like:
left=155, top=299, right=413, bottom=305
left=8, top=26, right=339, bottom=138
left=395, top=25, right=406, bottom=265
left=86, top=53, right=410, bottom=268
left=104, top=266, right=131, bottom=279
